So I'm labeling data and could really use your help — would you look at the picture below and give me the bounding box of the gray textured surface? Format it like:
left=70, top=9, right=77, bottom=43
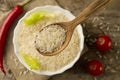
left=49, top=0, right=120, bottom=80
left=0, top=0, right=120, bottom=80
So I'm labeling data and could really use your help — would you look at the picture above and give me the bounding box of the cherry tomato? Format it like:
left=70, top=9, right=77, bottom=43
left=96, top=35, right=112, bottom=52
left=86, top=60, right=103, bottom=76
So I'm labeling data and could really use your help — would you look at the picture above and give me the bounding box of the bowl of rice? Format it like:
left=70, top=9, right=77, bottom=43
left=13, top=5, right=84, bottom=76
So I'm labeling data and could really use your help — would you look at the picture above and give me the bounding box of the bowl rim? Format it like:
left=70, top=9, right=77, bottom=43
left=13, top=5, right=84, bottom=76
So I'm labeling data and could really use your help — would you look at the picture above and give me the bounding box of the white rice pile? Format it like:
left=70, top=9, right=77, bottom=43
left=35, top=24, right=66, bottom=53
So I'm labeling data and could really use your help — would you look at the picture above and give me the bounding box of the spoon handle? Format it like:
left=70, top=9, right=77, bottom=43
left=71, top=0, right=111, bottom=28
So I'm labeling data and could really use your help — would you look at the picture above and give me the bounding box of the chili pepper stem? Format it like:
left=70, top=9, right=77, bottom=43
left=21, top=0, right=32, bottom=8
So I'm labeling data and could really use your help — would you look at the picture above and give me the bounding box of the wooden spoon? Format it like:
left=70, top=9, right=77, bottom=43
left=36, top=0, right=111, bottom=56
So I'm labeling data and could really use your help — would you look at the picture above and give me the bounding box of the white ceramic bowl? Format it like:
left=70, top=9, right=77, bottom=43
left=13, top=5, right=84, bottom=76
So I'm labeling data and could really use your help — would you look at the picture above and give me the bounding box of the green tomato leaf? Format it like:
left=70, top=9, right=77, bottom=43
left=20, top=53, right=40, bottom=70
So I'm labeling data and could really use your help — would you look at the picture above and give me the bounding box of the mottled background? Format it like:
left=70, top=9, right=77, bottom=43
left=0, top=0, right=120, bottom=80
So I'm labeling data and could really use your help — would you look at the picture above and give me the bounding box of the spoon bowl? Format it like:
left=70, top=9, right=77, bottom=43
left=36, top=22, right=74, bottom=56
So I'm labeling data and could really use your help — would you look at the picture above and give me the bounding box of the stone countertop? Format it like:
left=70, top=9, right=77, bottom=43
left=0, top=0, right=120, bottom=80
left=50, top=0, right=120, bottom=80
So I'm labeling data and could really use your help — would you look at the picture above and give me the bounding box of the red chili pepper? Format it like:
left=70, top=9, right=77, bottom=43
left=0, top=5, right=24, bottom=75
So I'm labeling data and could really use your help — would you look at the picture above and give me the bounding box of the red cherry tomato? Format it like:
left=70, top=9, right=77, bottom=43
left=86, top=60, right=103, bottom=76
left=96, top=35, right=112, bottom=52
